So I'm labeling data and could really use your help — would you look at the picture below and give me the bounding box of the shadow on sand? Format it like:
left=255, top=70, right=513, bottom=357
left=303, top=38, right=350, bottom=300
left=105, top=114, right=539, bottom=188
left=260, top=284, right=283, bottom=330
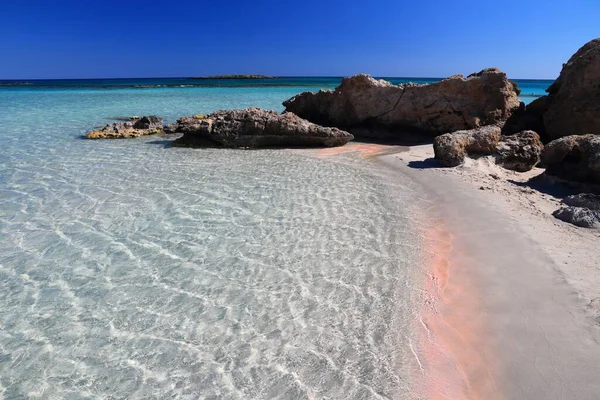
left=407, top=158, right=440, bottom=169
left=507, top=173, right=584, bottom=199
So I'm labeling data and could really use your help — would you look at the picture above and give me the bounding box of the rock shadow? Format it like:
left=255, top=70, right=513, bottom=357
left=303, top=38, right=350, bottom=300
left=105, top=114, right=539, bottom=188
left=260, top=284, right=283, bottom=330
left=507, top=173, right=587, bottom=199
left=407, top=158, right=440, bottom=169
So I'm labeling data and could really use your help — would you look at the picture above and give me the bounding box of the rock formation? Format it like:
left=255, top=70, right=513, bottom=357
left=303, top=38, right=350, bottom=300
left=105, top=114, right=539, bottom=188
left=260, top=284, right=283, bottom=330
left=169, top=108, right=353, bottom=148
left=283, top=69, right=521, bottom=138
left=502, top=97, right=547, bottom=140
left=542, top=134, right=600, bottom=184
left=495, top=131, right=544, bottom=172
left=433, top=127, right=542, bottom=171
left=433, top=126, right=502, bottom=167
left=543, top=39, right=600, bottom=139
left=553, top=194, right=600, bottom=228
left=87, top=116, right=163, bottom=139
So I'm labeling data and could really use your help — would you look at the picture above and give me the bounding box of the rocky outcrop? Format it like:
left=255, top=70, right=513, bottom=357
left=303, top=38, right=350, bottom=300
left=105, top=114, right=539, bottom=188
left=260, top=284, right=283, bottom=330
left=433, top=126, right=502, bottom=167
left=495, top=131, right=544, bottom=172
left=433, top=127, right=543, bottom=171
left=170, top=108, right=353, bottom=148
left=502, top=96, right=548, bottom=140
left=283, top=69, right=521, bottom=138
left=132, top=115, right=162, bottom=130
left=544, top=39, right=600, bottom=139
left=87, top=115, right=163, bottom=139
left=553, top=194, right=600, bottom=228
left=542, top=134, right=600, bottom=184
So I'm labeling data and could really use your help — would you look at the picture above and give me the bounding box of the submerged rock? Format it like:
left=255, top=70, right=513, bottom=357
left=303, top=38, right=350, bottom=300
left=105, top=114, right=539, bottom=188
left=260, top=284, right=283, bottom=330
left=170, top=108, right=353, bottom=148
left=544, top=39, right=600, bottom=139
left=433, top=126, right=501, bottom=167
left=542, top=134, right=600, bottom=184
left=87, top=115, right=163, bottom=139
left=495, top=130, right=544, bottom=172
left=283, top=69, right=520, bottom=138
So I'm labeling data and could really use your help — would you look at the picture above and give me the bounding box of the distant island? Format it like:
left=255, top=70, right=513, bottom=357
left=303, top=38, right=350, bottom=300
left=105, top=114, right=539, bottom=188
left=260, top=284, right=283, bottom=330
left=190, top=74, right=274, bottom=80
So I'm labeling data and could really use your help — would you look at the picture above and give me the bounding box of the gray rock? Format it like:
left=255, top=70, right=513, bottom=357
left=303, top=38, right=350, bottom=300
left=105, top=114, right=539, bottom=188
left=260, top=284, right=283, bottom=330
left=283, top=69, right=521, bottom=138
left=553, top=206, right=600, bottom=228
left=170, top=108, right=353, bottom=148
left=563, top=193, right=600, bottom=210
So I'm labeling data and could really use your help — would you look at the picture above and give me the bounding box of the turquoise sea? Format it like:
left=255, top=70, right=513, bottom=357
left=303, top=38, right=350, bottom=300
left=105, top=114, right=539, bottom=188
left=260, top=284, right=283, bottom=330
left=0, top=77, right=551, bottom=399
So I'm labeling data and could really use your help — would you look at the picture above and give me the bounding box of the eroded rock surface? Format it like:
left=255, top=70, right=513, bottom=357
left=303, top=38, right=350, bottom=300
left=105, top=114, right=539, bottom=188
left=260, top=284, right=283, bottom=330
left=433, top=126, right=502, bottom=167
left=283, top=69, right=520, bottom=138
left=87, top=115, right=163, bottom=139
left=170, top=108, right=353, bottom=148
left=495, top=130, right=544, bottom=172
left=542, top=134, right=600, bottom=184
left=553, top=194, right=600, bottom=228
left=544, top=39, right=600, bottom=139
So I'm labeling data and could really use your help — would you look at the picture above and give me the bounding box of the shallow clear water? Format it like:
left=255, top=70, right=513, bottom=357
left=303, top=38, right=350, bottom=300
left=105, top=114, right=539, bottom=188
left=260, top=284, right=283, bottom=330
left=0, top=86, right=436, bottom=398
left=0, top=74, right=552, bottom=397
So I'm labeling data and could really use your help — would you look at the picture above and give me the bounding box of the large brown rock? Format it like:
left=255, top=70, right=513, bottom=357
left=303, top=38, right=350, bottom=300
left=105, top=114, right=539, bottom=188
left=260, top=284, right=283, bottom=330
left=170, top=108, right=353, bottom=148
left=283, top=69, right=521, bottom=138
left=495, top=130, right=544, bottom=172
left=433, top=126, right=502, bottom=167
left=87, top=115, right=163, bottom=139
left=542, top=134, right=600, bottom=184
left=544, top=39, right=600, bottom=139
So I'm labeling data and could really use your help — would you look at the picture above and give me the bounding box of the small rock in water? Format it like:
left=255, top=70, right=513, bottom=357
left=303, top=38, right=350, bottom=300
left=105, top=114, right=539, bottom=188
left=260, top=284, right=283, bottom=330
left=87, top=115, right=163, bottom=139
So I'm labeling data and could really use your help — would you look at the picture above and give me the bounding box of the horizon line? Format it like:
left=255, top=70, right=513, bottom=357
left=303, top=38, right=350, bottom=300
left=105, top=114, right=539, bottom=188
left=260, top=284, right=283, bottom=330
left=0, top=75, right=557, bottom=82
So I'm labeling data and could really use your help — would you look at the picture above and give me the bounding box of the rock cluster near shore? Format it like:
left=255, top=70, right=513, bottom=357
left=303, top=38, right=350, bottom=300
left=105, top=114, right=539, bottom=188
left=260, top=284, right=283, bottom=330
left=433, top=126, right=501, bottom=167
left=83, top=38, right=600, bottom=228
left=169, top=108, right=353, bottom=148
left=87, top=116, right=163, bottom=139
left=283, top=68, right=521, bottom=138
left=433, top=127, right=543, bottom=172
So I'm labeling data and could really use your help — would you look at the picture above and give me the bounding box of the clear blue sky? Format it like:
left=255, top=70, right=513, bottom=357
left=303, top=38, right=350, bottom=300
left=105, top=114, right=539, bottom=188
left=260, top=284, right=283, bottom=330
left=0, top=0, right=598, bottom=79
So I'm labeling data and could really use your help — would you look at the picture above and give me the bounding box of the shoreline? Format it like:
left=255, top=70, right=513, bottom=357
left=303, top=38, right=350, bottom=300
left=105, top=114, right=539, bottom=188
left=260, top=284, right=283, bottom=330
left=375, top=145, right=600, bottom=399
left=303, top=141, right=600, bottom=398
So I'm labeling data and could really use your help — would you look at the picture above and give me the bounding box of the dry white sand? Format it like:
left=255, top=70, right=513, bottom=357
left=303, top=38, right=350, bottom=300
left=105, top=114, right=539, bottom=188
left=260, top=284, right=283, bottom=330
left=380, top=144, right=600, bottom=399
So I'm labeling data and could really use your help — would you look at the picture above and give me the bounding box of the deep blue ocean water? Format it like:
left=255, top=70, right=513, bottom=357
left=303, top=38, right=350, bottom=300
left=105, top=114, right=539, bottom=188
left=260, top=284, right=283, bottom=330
left=0, top=76, right=551, bottom=398
left=0, top=76, right=552, bottom=104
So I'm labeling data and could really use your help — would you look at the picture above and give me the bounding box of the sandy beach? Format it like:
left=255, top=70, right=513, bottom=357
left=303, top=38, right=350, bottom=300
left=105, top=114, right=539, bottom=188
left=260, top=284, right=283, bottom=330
left=382, top=144, right=600, bottom=399
left=298, top=140, right=600, bottom=398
